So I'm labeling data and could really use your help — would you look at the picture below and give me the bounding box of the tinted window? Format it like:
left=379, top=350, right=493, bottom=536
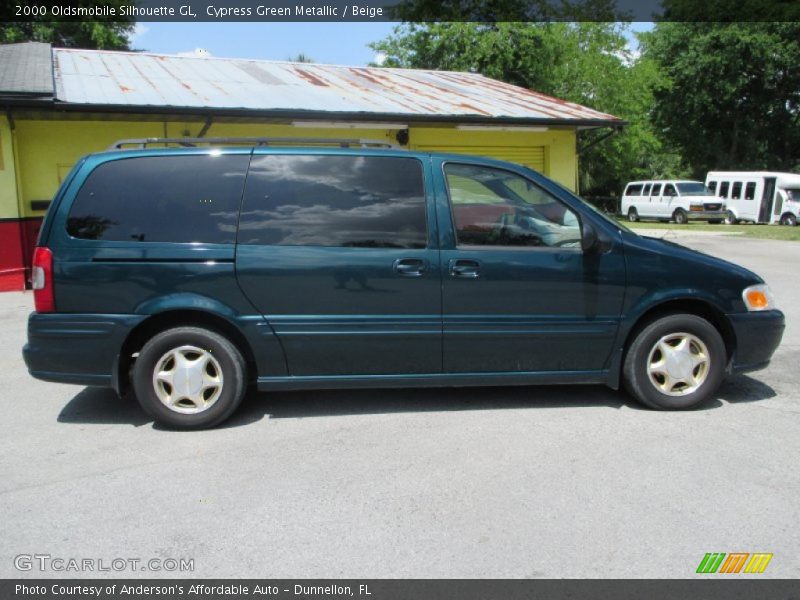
left=651, top=184, right=662, bottom=196
left=707, top=181, right=717, bottom=194
left=444, top=163, right=580, bottom=248
left=626, top=184, right=643, bottom=196
left=719, top=181, right=730, bottom=198
left=642, top=183, right=652, bottom=196
left=745, top=182, right=757, bottom=200
left=731, top=182, right=742, bottom=199
left=238, top=155, right=426, bottom=248
left=676, top=182, right=712, bottom=195
left=664, top=184, right=677, bottom=197
left=67, top=155, right=248, bottom=243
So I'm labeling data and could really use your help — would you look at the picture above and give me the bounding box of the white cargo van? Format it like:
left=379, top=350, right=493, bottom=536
left=620, top=180, right=725, bottom=224
left=705, top=171, right=800, bottom=225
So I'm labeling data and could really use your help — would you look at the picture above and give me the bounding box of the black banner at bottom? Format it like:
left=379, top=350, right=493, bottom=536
left=3, top=579, right=799, bottom=600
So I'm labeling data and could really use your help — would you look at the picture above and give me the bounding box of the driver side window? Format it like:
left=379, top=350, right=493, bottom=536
left=444, top=163, right=581, bottom=248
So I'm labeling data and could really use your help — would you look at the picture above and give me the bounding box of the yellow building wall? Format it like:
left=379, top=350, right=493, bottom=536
left=13, top=118, right=579, bottom=220
left=0, top=116, right=19, bottom=220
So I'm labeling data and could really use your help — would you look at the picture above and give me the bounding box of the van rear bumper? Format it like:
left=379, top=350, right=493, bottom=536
left=23, top=313, right=144, bottom=390
left=727, top=310, right=785, bottom=374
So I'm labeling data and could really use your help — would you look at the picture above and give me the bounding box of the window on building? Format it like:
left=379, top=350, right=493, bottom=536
left=238, top=155, right=427, bottom=248
left=444, top=163, right=580, bottom=248
left=67, top=155, right=249, bottom=243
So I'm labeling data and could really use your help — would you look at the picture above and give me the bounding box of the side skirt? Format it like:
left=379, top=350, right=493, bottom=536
left=257, top=370, right=609, bottom=392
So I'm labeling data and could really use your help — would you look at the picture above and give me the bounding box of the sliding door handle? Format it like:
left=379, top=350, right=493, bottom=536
left=449, top=259, right=481, bottom=278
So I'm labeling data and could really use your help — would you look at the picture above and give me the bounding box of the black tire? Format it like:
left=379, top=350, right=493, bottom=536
left=623, top=314, right=726, bottom=410
left=780, top=213, right=797, bottom=226
left=708, top=219, right=722, bottom=224
left=628, top=207, right=639, bottom=222
left=673, top=209, right=688, bottom=225
left=724, top=210, right=738, bottom=225
left=132, top=326, right=246, bottom=429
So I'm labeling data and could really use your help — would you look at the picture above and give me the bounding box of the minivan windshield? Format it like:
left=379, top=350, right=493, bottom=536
left=676, top=182, right=714, bottom=196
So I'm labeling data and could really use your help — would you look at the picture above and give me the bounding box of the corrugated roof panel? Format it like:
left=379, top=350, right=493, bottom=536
left=51, top=48, right=620, bottom=123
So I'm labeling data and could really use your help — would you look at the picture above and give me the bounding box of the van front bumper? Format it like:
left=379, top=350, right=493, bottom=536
left=687, top=210, right=725, bottom=220
left=23, top=313, right=144, bottom=390
left=727, top=310, right=785, bottom=374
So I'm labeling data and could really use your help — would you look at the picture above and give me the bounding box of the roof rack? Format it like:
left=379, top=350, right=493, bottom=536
left=108, top=137, right=399, bottom=150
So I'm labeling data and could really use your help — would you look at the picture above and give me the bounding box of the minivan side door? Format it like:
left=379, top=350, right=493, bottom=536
left=433, top=159, right=626, bottom=375
left=235, top=151, right=443, bottom=377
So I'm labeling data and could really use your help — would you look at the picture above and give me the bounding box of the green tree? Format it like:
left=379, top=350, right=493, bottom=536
left=371, top=22, right=680, bottom=196
left=288, top=53, right=315, bottom=63
left=642, top=22, right=800, bottom=176
left=1, top=1, right=134, bottom=50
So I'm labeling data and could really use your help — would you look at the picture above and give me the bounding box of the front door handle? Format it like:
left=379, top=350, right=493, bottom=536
left=449, top=259, right=481, bottom=279
left=393, top=258, right=427, bottom=277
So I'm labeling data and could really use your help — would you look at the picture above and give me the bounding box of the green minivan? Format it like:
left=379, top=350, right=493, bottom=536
left=23, top=138, right=785, bottom=429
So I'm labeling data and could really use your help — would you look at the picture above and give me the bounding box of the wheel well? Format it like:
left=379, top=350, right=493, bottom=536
left=622, top=299, right=735, bottom=365
left=117, top=310, right=258, bottom=393
left=781, top=212, right=796, bottom=222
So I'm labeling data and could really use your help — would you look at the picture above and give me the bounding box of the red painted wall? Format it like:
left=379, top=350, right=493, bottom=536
left=0, top=218, right=43, bottom=291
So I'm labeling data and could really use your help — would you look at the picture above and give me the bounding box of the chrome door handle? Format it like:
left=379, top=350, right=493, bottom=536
left=393, top=258, right=427, bottom=277
left=449, top=259, right=481, bottom=278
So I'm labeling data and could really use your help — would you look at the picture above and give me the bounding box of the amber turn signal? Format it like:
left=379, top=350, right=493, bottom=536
left=742, top=284, right=775, bottom=312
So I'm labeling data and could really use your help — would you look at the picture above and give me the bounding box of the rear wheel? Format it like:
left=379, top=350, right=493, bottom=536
left=673, top=209, right=688, bottom=224
left=724, top=210, right=738, bottom=225
left=132, top=326, right=246, bottom=429
left=623, top=314, right=726, bottom=410
left=780, top=213, right=797, bottom=226
left=628, top=207, right=639, bottom=222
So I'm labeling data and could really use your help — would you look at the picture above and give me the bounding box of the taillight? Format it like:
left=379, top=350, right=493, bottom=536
left=32, top=246, right=55, bottom=313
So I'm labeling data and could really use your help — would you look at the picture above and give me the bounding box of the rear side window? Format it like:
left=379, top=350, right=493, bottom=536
left=642, top=183, right=652, bottom=196
left=719, top=181, right=730, bottom=198
left=67, top=155, right=248, bottom=243
left=731, top=182, right=742, bottom=200
left=651, top=184, right=662, bottom=196
left=238, top=155, right=427, bottom=248
left=625, top=184, right=643, bottom=196
left=744, top=182, right=757, bottom=200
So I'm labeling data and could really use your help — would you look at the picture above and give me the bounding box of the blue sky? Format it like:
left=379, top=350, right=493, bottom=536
left=130, top=22, right=398, bottom=64
left=131, top=22, right=654, bottom=65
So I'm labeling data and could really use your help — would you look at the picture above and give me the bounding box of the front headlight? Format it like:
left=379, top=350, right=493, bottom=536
left=742, top=284, right=777, bottom=311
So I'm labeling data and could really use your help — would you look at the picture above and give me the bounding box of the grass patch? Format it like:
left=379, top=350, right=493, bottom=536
left=617, top=219, right=800, bottom=241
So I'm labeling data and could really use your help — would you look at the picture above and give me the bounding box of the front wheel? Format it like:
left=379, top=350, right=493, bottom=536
left=673, top=209, right=688, bottom=225
left=132, top=326, right=247, bottom=429
left=623, top=314, right=726, bottom=410
left=724, top=210, right=738, bottom=225
left=780, top=213, right=798, bottom=226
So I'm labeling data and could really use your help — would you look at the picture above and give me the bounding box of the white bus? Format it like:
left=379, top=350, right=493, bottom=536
left=705, top=171, right=800, bottom=225
left=620, top=180, right=725, bottom=224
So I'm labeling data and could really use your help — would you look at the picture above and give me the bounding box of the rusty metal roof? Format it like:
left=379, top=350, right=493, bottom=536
left=51, top=48, right=620, bottom=126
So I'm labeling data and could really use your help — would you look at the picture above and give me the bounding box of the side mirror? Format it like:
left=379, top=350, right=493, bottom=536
left=581, top=220, right=599, bottom=253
